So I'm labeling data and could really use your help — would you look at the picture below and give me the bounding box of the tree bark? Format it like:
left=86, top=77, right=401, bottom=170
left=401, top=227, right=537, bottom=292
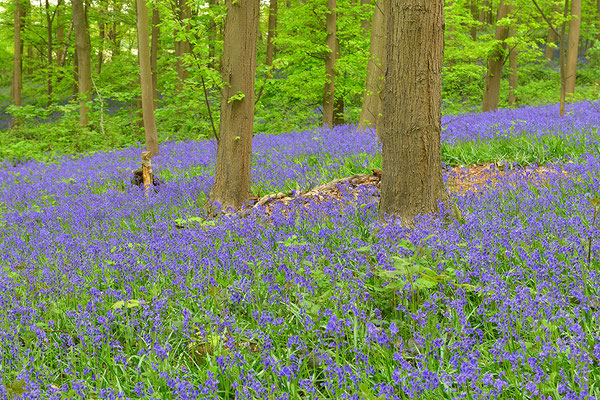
left=358, top=0, right=384, bottom=133
left=151, top=6, right=160, bottom=103
left=175, top=0, right=191, bottom=91
left=482, top=0, right=511, bottom=112
left=12, top=0, right=23, bottom=109
left=565, top=0, right=581, bottom=95
left=73, top=0, right=92, bottom=127
left=478, top=0, right=489, bottom=29
left=136, top=0, right=159, bottom=156
left=207, top=0, right=217, bottom=69
left=45, top=0, right=53, bottom=104
left=360, top=0, right=371, bottom=34
left=508, top=27, right=517, bottom=106
left=209, top=0, right=260, bottom=212
left=97, top=7, right=105, bottom=74
left=266, top=0, right=277, bottom=65
left=379, top=0, right=447, bottom=224
left=56, top=7, right=64, bottom=66
left=470, top=0, right=478, bottom=40
left=559, top=0, right=569, bottom=116
left=544, top=27, right=557, bottom=60
left=323, top=0, right=336, bottom=128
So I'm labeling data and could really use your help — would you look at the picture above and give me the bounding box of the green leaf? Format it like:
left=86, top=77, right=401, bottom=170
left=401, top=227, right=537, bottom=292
left=112, top=299, right=142, bottom=310
left=227, top=91, right=245, bottom=103
left=6, top=379, right=26, bottom=398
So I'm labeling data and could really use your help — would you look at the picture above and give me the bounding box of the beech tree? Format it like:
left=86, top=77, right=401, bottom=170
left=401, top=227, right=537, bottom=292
left=482, top=0, right=512, bottom=112
left=358, top=0, right=384, bottom=133
left=73, top=0, right=92, bottom=126
left=136, top=0, right=159, bottom=156
left=566, top=0, right=581, bottom=95
left=209, top=0, right=260, bottom=211
left=266, top=0, right=277, bottom=66
left=379, top=0, right=447, bottom=224
left=323, top=0, right=336, bottom=128
left=12, top=0, right=23, bottom=110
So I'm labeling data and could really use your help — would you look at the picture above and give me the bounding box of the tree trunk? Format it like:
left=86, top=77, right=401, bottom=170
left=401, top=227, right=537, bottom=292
left=559, top=0, right=569, bottom=116
left=508, top=28, right=517, bottom=106
left=73, top=0, right=92, bottom=127
left=108, top=3, right=121, bottom=56
left=478, top=0, right=489, bottom=29
left=45, top=0, right=53, bottom=104
left=565, top=0, right=581, bottom=95
left=266, top=0, right=277, bottom=65
left=209, top=0, right=260, bottom=212
left=323, top=0, right=336, bottom=128
left=482, top=0, right=511, bottom=112
left=358, top=0, right=384, bottom=133
left=470, top=0, right=478, bottom=40
left=175, top=0, right=191, bottom=91
left=97, top=9, right=105, bottom=74
left=136, top=0, right=159, bottom=156
left=56, top=7, right=64, bottom=66
left=207, top=0, right=217, bottom=69
left=151, top=6, right=160, bottom=103
left=544, top=27, right=557, bottom=60
left=360, top=0, right=371, bottom=34
left=379, top=0, right=447, bottom=224
left=12, top=0, right=23, bottom=109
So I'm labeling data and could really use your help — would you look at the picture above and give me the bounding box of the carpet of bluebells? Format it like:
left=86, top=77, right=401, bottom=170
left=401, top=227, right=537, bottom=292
left=2, top=102, right=600, bottom=400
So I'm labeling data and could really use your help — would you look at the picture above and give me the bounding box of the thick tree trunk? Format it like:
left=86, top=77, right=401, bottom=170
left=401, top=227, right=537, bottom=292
left=508, top=28, right=517, bottom=106
left=175, top=0, right=191, bottom=91
left=151, top=6, right=160, bottom=103
left=323, top=0, right=336, bottom=128
left=544, top=27, right=557, bottom=60
left=12, top=0, right=23, bottom=108
left=266, top=0, right=277, bottom=65
left=136, top=0, right=159, bottom=156
left=565, top=0, right=581, bottom=95
left=209, top=0, right=260, bottom=212
left=482, top=0, right=511, bottom=112
left=358, top=0, right=384, bottom=133
left=379, top=0, right=447, bottom=224
left=73, top=0, right=92, bottom=126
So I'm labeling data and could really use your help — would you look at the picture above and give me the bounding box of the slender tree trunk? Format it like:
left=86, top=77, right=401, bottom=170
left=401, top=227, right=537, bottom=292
left=209, top=0, right=260, bottom=212
left=566, top=0, right=581, bottom=95
left=12, top=0, right=23, bottom=107
left=482, top=0, right=511, bottom=112
left=360, top=0, right=371, bottom=34
left=45, top=0, right=53, bottom=104
left=56, top=7, right=64, bottom=66
left=73, top=47, right=78, bottom=97
left=151, top=6, right=160, bottom=103
left=266, top=0, right=278, bottom=65
left=544, top=27, right=557, bottom=60
left=136, top=0, right=159, bottom=156
left=358, top=0, right=384, bottom=133
left=559, top=0, right=569, bottom=116
left=508, top=28, right=517, bottom=106
left=323, top=0, right=336, bottom=128
left=379, top=0, right=447, bottom=224
left=73, top=0, right=92, bottom=126
left=108, top=3, right=121, bottom=56
left=26, top=45, right=33, bottom=76
left=12, top=0, right=23, bottom=113
left=207, top=0, right=217, bottom=69
left=97, top=10, right=105, bottom=74
left=175, top=0, right=191, bottom=91
left=478, top=0, right=489, bottom=29
left=470, top=0, right=478, bottom=40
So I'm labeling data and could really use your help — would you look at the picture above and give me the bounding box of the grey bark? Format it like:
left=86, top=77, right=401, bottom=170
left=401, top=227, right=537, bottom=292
left=378, top=0, right=447, bottom=224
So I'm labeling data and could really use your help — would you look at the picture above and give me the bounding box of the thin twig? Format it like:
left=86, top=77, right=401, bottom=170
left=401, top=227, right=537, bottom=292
left=531, top=0, right=561, bottom=39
